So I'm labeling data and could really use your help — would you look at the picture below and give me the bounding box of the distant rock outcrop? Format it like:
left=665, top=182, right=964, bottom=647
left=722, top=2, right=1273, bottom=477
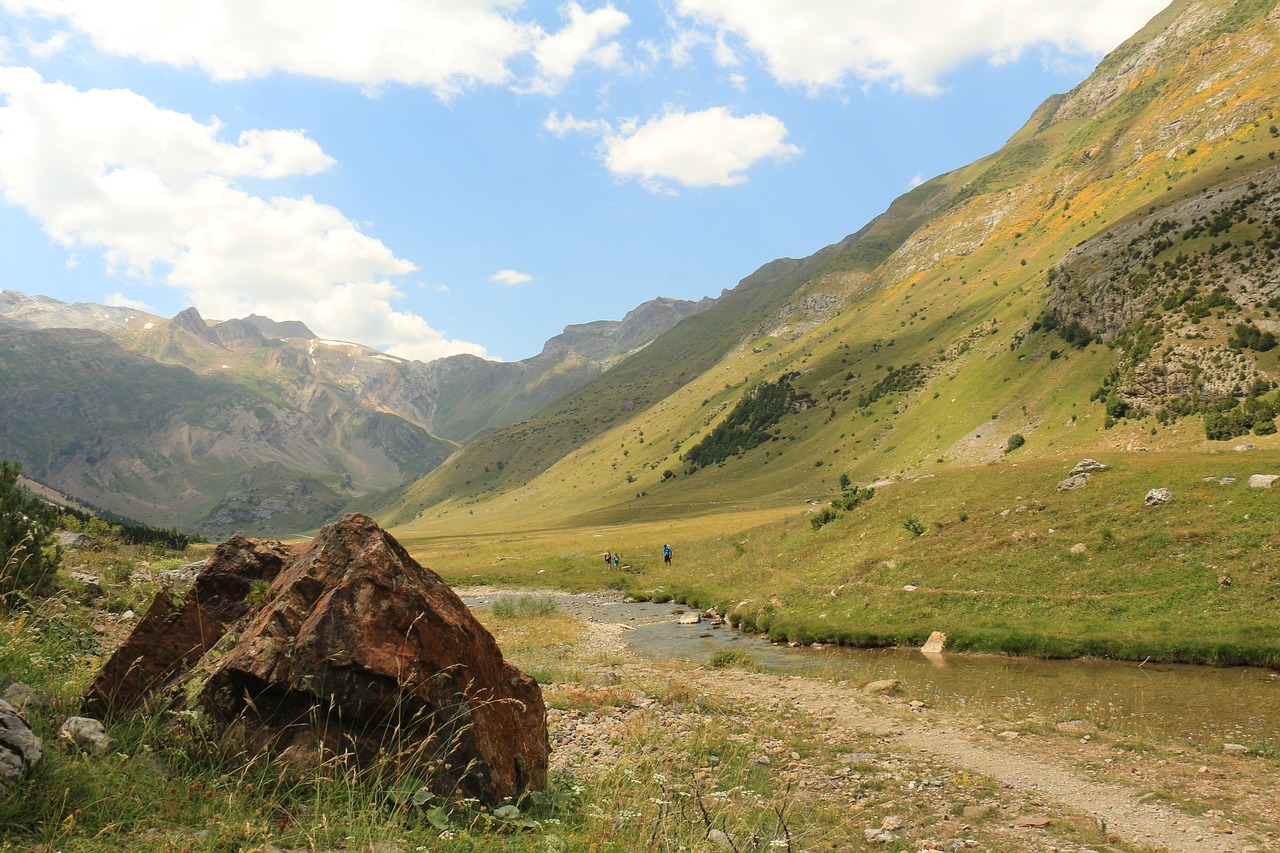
left=84, top=514, right=548, bottom=804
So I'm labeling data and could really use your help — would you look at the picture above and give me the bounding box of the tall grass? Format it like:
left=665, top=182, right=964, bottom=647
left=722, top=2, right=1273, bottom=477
left=489, top=594, right=559, bottom=619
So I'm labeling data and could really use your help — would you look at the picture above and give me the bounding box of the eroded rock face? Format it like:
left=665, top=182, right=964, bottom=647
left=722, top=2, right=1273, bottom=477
left=84, top=514, right=548, bottom=804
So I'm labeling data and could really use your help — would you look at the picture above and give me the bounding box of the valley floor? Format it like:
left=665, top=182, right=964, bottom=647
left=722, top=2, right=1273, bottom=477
left=520, top=591, right=1280, bottom=853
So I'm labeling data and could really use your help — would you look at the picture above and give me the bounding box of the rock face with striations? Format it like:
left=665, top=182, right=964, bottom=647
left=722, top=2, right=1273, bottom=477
left=84, top=513, right=548, bottom=804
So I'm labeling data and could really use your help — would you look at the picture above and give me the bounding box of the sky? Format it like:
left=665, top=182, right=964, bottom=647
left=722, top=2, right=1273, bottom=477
left=0, top=1, right=1171, bottom=363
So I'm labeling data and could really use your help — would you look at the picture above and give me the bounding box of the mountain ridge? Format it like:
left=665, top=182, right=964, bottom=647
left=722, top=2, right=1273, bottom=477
left=0, top=289, right=716, bottom=534
left=376, top=0, right=1280, bottom=536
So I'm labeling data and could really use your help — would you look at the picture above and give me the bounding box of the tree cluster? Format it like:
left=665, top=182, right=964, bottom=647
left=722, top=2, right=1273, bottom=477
left=683, top=373, right=812, bottom=471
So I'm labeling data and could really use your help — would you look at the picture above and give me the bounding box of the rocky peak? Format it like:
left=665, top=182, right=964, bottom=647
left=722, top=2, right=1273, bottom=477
left=169, top=306, right=220, bottom=343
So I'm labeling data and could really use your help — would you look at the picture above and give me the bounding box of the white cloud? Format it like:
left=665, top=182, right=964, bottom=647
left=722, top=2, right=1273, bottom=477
left=1, top=0, right=539, bottom=98
left=26, top=29, right=69, bottom=58
left=602, top=107, right=800, bottom=192
left=104, top=291, right=153, bottom=311
left=0, top=0, right=641, bottom=100
left=675, top=0, right=1169, bottom=94
left=490, top=268, right=533, bottom=286
left=543, top=110, right=612, bottom=137
left=524, top=2, right=630, bottom=95
left=0, top=67, right=487, bottom=362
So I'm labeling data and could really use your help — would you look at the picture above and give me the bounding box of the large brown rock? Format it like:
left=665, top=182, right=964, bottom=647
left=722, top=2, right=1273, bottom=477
left=84, top=536, right=293, bottom=714
left=85, top=514, right=548, bottom=804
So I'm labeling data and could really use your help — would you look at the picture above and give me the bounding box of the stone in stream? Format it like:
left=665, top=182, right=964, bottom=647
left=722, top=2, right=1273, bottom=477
left=863, top=679, right=901, bottom=696
left=920, top=631, right=946, bottom=654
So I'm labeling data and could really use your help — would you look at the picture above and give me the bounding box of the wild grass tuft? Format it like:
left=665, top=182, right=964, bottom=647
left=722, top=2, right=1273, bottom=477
left=489, top=594, right=559, bottom=619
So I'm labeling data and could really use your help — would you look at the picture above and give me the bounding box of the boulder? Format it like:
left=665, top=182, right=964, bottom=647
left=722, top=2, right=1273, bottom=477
left=1, top=681, right=50, bottom=714
left=154, top=560, right=207, bottom=590
left=1056, top=474, right=1090, bottom=492
left=56, top=531, right=98, bottom=550
left=84, top=536, right=294, bottom=714
left=863, top=679, right=901, bottom=695
left=1070, top=458, right=1108, bottom=475
left=68, top=571, right=102, bottom=596
left=59, top=716, right=111, bottom=755
left=1144, top=488, right=1173, bottom=507
left=84, top=514, right=548, bottom=805
left=920, top=631, right=946, bottom=654
left=1248, top=474, right=1280, bottom=489
left=0, top=698, right=43, bottom=787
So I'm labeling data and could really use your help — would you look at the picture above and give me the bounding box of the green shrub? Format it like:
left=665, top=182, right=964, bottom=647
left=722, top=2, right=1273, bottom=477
left=0, top=460, right=61, bottom=604
left=810, top=507, right=839, bottom=530
left=903, top=517, right=926, bottom=537
left=1005, top=433, right=1026, bottom=453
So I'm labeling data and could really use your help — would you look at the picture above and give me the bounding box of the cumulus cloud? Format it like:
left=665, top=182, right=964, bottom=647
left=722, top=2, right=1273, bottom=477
left=490, top=269, right=533, bottom=286
left=0, top=0, right=637, bottom=99
left=104, top=291, right=153, bottom=311
left=524, top=2, right=630, bottom=95
left=0, top=67, right=487, bottom=361
left=604, top=107, right=800, bottom=192
left=676, top=0, right=1168, bottom=94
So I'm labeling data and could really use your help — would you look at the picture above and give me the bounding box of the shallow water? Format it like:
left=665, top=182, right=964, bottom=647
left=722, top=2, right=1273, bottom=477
left=476, top=594, right=1280, bottom=749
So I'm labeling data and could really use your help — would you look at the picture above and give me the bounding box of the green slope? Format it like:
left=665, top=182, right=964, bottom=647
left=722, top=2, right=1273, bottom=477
left=375, top=0, right=1280, bottom=664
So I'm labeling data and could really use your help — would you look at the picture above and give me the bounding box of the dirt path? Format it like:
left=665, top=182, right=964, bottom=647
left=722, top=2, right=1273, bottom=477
left=684, top=669, right=1256, bottom=852
left=526, top=591, right=1277, bottom=853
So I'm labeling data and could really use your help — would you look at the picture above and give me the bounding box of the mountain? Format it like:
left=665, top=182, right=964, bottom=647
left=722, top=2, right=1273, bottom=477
left=0, top=289, right=162, bottom=332
left=374, top=0, right=1280, bottom=533
left=0, top=292, right=713, bottom=534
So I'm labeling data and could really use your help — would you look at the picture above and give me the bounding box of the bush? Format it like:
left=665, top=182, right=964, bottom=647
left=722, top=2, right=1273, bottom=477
left=0, top=460, right=61, bottom=603
left=903, top=517, right=926, bottom=537
left=707, top=650, right=759, bottom=671
left=1005, top=433, right=1026, bottom=453
left=810, top=508, right=839, bottom=531
left=490, top=594, right=559, bottom=619
left=833, top=486, right=875, bottom=511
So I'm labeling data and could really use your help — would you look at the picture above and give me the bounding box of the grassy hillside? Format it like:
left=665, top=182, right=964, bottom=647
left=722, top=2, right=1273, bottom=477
left=377, top=0, right=1280, bottom=664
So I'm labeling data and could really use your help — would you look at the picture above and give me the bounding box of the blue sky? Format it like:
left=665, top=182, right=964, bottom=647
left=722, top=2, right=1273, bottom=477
left=0, top=1, right=1169, bottom=362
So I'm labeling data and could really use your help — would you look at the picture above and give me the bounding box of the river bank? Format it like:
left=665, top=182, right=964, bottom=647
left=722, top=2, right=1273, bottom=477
left=471, top=587, right=1280, bottom=852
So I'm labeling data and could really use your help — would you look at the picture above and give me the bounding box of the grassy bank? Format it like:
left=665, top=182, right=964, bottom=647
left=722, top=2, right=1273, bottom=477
left=1, top=570, right=1110, bottom=852
left=410, top=452, right=1280, bottom=668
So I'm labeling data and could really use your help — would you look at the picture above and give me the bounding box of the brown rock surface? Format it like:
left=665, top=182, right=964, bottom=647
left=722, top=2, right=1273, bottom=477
left=84, top=514, right=548, bottom=804
left=83, top=536, right=293, bottom=714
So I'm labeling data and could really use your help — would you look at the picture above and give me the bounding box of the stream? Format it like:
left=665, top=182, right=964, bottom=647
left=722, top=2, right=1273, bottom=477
left=468, top=592, right=1280, bottom=750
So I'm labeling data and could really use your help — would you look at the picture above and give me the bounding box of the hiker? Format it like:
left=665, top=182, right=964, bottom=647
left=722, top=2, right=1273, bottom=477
left=604, top=550, right=612, bottom=569
left=663, top=543, right=672, bottom=565
left=613, top=552, right=621, bottom=569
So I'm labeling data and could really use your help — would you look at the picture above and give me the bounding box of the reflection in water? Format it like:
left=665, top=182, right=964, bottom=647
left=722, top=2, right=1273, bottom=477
left=592, top=599, right=1280, bottom=749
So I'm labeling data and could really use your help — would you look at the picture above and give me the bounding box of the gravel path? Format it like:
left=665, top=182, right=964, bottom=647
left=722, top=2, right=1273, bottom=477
left=479, top=589, right=1278, bottom=853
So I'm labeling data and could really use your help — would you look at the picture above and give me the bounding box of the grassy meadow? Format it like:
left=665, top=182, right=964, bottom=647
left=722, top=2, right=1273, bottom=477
left=4, top=548, right=1122, bottom=853
left=401, top=446, right=1280, bottom=668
